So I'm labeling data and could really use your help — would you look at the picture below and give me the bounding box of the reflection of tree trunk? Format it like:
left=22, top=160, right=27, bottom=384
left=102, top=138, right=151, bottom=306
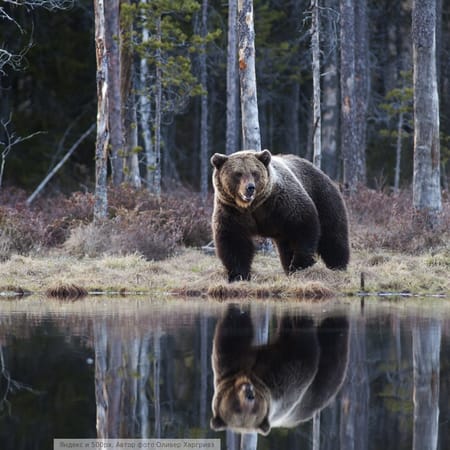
left=199, top=316, right=208, bottom=428
left=339, top=317, right=369, bottom=450
left=94, top=321, right=108, bottom=438
left=312, top=411, right=320, bottom=450
left=153, top=328, right=162, bottom=438
left=227, top=305, right=269, bottom=450
left=139, top=335, right=151, bottom=438
left=412, top=318, right=440, bottom=450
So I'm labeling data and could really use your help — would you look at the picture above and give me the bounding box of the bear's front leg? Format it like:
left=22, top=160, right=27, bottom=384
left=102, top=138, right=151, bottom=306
left=214, top=222, right=255, bottom=282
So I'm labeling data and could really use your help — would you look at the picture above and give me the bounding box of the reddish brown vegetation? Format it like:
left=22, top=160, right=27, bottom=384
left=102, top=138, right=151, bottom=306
left=0, top=185, right=448, bottom=262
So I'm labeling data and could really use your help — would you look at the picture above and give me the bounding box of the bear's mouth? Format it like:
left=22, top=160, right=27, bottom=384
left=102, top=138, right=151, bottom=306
left=239, top=193, right=255, bottom=204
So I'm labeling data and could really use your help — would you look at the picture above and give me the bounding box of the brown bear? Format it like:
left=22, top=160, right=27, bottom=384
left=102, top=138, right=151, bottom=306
left=211, top=149, right=350, bottom=282
left=210, top=305, right=350, bottom=435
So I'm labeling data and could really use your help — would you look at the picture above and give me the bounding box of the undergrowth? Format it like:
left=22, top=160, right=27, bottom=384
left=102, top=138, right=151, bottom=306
left=0, top=184, right=448, bottom=262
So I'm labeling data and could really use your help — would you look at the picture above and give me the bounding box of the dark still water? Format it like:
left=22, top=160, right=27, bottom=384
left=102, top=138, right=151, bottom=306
left=0, top=297, right=449, bottom=450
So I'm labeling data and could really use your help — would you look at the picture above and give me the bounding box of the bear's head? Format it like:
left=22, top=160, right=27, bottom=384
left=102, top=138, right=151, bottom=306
left=210, top=374, right=271, bottom=435
left=211, top=150, right=272, bottom=210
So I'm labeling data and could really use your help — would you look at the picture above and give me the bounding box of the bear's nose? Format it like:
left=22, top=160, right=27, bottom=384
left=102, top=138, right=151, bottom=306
left=243, top=383, right=255, bottom=401
left=246, top=183, right=255, bottom=196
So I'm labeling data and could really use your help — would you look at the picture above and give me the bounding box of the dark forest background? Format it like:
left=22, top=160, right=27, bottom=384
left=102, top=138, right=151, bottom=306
left=1, top=0, right=449, bottom=195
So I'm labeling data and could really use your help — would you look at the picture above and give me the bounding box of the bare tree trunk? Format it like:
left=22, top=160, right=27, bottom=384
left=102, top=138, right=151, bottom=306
left=94, top=0, right=109, bottom=222
left=153, top=15, right=163, bottom=197
left=200, top=0, right=209, bottom=200
left=354, top=0, right=368, bottom=183
left=121, top=0, right=141, bottom=188
left=27, top=124, right=95, bottom=205
left=340, top=0, right=365, bottom=190
left=394, top=111, right=403, bottom=193
left=321, top=0, right=339, bottom=178
left=226, top=0, right=240, bottom=155
left=105, top=0, right=124, bottom=186
left=412, top=318, right=441, bottom=450
left=412, top=0, right=442, bottom=226
left=237, top=0, right=261, bottom=151
left=139, top=0, right=154, bottom=191
left=311, top=0, right=321, bottom=169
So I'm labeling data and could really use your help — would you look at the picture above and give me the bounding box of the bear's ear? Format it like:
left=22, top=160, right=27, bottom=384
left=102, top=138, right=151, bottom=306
left=211, top=153, right=229, bottom=169
left=210, top=415, right=227, bottom=431
left=258, top=416, right=271, bottom=436
left=257, top=149, right=271, bottom=167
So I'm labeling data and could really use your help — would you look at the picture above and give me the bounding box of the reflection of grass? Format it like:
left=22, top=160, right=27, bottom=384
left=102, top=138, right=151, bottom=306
left=0, top=247, right=449, bottom=299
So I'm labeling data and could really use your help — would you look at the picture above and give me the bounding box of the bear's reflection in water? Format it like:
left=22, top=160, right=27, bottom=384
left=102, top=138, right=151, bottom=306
left=210, top=305, right=350, bottom=435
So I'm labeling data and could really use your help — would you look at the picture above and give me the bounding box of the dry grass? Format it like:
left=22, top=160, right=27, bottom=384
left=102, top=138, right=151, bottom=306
left=0, top=185, right=449, bottom=300
left=0, top=247, right=448, bottom=299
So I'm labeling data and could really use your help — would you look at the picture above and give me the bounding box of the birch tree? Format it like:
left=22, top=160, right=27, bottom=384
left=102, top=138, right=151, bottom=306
left=311, top=0, right=321, bottom=169
left=238, top=0, right=261, bottom=151
left=199, top=0, right=209, bottom=200
left=412, top=0, right=442, bottom=226
left=321, top=0, right=339, bottom=178
left=226, top=0, right=240, bottom=155
left=93, top=0, right=109, bottom=221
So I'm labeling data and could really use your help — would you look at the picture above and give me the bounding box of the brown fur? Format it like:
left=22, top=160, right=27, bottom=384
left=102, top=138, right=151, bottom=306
left=210, top=305, right=350, bottom=435
left=211, top=150, right=350, bottom=282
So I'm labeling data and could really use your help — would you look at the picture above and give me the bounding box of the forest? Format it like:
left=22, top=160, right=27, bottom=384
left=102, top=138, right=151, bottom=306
left=0, top=0, right=449, bottom=265
left=1, top=0, right=449, bottom=193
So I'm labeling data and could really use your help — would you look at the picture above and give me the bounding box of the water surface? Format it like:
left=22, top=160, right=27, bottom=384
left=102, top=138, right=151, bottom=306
left=0, top=296, right=448, bottom=450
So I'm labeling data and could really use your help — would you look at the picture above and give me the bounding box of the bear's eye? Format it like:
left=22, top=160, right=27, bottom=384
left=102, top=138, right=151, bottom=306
left=251, top=171, right=260, bottom=181
left=234, top=172, right=242, bottom=179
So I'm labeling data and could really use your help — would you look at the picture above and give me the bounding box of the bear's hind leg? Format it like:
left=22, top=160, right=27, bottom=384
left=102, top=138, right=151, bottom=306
left=275, top=240, right=316, bottom=274
left=318, top=236, right=350, bottom=270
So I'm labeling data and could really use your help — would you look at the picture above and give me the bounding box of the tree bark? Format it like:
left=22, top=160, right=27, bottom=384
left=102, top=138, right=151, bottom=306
left=226, top=0, right=240, bottom=155
left=121, top=0, right=141, bottom=188
left=311, top=0, right=321, bottom=169
left=340, top=0, right=366, bottom=189
left=237, top=0, right=261, bottom=151
left=94, top=0, right=109, bottom=222
left=200, top=0, right=209, bottom=200
left=153, top=15, right=163, bottom=197
left=412, top=0, right=442, bottom=226
left=321, top=0, right=339, bottom=178
left=105, top=0, right=124, bottom=186
left=354, top=0, right=368, bottom=182
left=139, top=0, right=154, bottom=191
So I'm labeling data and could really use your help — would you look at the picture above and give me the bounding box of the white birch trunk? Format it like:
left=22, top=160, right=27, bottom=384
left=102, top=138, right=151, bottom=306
left=93, top=0, right=109, bottom=222
left=237, top=0, right=261, bottom=151
left=200, top=0, right=209, bottom=200
left=139, top=0, right=155, bottom=191
left=311, top=0, right=321, bottom=169
left=412, top=0, right=442, bottom=225
left=226, top=0, right=240, bottom=155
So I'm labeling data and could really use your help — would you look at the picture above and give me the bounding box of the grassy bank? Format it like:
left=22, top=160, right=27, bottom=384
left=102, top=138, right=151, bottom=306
left=0, top=247, right=448, bottom=299
left=1, top=185, right=449, bottom=300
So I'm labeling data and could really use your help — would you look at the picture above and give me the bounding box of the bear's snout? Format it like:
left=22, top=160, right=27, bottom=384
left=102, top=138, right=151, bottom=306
left=245, top=182, right=255, bottom=197
left=240, top=382, right=255, bottom=401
